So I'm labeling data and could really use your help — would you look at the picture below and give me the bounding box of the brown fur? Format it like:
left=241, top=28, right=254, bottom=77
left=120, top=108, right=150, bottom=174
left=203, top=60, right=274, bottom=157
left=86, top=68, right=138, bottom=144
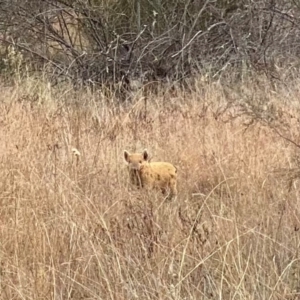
left=124, top=149, right=177, bottom=199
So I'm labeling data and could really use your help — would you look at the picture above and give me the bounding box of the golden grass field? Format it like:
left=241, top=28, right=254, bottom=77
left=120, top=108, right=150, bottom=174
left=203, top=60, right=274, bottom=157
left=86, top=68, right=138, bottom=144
left=0, top=75, right=299, bottom=299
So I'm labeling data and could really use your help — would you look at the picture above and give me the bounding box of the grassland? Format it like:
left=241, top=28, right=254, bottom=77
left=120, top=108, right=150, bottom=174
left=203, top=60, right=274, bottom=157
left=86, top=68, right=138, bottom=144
left=0, top=75, right=299, bottom=299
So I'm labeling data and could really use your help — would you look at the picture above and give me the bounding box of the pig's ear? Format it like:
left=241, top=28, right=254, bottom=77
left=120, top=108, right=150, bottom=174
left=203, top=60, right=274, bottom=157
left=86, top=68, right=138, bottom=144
left=143, top=149, right=149, bottom=161
left=124, top=150, right=130, bottom=163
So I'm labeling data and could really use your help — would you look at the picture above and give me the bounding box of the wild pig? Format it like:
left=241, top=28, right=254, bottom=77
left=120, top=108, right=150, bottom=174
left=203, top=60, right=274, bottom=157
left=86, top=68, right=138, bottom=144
left=124, top=149, right=177, bottom=200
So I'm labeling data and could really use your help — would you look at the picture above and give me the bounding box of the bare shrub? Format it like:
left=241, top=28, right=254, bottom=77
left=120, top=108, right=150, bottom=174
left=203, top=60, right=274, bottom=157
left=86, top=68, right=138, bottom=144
left=1, top=0, right=300, bottom=91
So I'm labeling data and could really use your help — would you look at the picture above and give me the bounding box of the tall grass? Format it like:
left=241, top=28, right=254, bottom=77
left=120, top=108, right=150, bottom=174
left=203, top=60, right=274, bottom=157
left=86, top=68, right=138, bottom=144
left=0, top=74, right=299, bottom=299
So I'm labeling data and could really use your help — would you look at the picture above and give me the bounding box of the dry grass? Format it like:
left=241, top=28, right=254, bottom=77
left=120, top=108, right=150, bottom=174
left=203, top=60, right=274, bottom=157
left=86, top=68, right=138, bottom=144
left=0, top=75, right=300, bottom=299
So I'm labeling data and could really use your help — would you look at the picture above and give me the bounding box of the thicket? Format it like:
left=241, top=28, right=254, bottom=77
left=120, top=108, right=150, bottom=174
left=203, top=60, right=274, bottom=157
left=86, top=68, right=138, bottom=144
left=0, top=0, right=299, bottom=92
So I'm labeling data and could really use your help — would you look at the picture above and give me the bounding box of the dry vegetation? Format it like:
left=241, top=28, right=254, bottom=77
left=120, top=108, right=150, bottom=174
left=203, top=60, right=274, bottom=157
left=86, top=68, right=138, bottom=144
left=0, top=75, right=300, bottom=299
